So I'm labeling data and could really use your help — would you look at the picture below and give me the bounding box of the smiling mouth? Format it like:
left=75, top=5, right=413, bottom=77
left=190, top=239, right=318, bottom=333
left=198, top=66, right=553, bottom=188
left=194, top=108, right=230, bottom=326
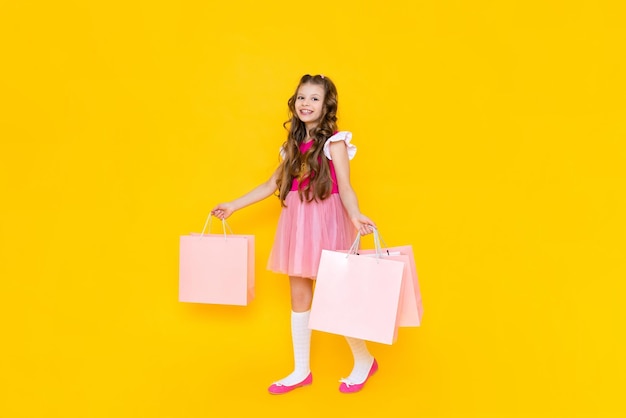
left=299, top=109, right=313, bottom=115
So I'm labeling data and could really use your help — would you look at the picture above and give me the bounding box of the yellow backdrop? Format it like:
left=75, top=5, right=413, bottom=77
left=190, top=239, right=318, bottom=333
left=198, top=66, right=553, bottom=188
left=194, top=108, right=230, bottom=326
left=1, top=1, right=624, bottom=417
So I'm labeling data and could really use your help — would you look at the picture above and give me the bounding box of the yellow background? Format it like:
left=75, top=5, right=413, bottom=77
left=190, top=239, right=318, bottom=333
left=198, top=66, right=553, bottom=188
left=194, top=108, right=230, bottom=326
left=1, top=1, right=624, bottom=417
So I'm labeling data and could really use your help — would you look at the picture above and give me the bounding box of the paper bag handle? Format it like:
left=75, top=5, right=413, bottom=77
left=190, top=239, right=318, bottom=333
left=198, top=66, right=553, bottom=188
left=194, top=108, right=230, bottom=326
left=200, top=214, right=233, bottom=239
left=347, top=228, right=389, bottom=259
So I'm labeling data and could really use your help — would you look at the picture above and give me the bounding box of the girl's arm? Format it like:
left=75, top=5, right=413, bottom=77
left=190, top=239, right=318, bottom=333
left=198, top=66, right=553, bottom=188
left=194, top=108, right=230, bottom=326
left=329, top=141, right=376, bottom=236
left=211, top=168, right=279, bottom=220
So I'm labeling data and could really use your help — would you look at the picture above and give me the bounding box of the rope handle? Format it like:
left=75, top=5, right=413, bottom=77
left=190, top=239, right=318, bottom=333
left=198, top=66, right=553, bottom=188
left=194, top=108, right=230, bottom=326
left=347, top=227, right=390, bottom=259
left=200, top=214, right=233, bottom=239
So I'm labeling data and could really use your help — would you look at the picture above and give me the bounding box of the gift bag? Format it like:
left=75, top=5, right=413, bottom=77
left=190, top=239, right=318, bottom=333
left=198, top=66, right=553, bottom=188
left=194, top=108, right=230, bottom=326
left=179, top=215, right=254, bottom=305
left=308, top=230, right=405, bottom=345
left=354, top=242, right=423, bottom=327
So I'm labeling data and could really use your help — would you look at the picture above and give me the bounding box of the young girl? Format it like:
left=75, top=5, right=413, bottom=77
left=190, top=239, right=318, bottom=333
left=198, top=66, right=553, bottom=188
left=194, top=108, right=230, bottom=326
left=211, top=74, right=378, bottom=394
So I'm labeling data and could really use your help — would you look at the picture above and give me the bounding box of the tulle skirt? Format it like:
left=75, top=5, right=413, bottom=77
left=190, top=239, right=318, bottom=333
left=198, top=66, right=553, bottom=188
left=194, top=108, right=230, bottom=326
left=267, top=192, right=355, bottom=279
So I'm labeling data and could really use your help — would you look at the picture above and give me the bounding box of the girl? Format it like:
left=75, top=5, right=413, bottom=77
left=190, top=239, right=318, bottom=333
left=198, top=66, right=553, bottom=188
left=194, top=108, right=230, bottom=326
left=211, top=74, right=378, bottom=394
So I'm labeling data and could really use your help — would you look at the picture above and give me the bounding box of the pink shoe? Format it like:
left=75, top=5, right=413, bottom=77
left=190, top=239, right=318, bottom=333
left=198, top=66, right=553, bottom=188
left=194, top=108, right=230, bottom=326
left=268, top=373, right=313, bottom=395
left=338, top=359, right=378, bottom=394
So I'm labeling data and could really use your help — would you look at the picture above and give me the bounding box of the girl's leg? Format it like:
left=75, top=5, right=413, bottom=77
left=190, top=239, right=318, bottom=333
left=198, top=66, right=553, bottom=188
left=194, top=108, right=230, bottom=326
left=269, top=276, right=314, bottom=388
left=340, top=337, right=377, bottom=389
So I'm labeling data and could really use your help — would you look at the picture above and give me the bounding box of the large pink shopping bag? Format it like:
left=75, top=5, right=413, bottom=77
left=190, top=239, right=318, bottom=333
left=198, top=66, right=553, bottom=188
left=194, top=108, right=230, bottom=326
left=308, top=232, right=405, bottom=345
left=179, top=216, right=254, bottom=306
left=353, top=244, right=423, bottom=327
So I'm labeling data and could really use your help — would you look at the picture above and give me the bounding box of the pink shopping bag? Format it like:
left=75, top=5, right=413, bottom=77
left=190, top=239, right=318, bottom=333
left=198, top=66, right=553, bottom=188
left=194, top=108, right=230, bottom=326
left=308, top=231, right=405, bottom=345
left=354, top=244, right=423, bottom=327
left=179, top=216, right=254, bottom=306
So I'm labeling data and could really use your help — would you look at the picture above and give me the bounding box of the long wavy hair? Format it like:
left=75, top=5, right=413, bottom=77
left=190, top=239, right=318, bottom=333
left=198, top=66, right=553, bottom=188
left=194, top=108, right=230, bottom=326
left=276, top=74, right=339, bottom=206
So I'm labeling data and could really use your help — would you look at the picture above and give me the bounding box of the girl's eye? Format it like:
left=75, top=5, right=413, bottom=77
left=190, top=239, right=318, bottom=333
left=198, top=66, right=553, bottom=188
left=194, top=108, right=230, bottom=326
left=297, top=96, right=304, bottom=100
left=312, top=97, right=319, bottom=101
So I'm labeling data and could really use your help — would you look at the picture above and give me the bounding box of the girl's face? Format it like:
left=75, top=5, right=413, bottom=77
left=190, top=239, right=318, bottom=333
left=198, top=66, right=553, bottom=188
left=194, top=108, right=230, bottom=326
left=294, top=83, right=325, bottom=129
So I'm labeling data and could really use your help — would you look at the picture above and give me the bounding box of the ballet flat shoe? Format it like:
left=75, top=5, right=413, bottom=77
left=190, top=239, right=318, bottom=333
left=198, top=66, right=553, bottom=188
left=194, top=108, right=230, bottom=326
left=268, top=372, right=313, bottom=395
left=339, top=359, right=378, bottom=394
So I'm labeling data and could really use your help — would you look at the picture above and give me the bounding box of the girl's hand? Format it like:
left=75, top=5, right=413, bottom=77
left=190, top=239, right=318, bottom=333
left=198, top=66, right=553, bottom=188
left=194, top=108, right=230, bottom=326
left=211, top=202, right=236, bottom=220
left=352, top=213, right=376, bottom=236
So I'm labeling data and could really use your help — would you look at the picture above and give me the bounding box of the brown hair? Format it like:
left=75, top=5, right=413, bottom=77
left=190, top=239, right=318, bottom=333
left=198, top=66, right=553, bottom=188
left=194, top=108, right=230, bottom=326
left=276, top=74, right=339, bottom=206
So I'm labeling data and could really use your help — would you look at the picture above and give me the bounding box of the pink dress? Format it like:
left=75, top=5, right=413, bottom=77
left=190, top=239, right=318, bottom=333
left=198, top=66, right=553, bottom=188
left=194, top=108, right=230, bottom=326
left=267, top=131, right=357, bottom=279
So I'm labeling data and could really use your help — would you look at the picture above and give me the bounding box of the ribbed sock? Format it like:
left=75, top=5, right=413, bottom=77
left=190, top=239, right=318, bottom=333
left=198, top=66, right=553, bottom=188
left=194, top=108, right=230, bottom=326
left=342, top=336, right=375, bottom=384
left=272, top=310, right=311, bottom=386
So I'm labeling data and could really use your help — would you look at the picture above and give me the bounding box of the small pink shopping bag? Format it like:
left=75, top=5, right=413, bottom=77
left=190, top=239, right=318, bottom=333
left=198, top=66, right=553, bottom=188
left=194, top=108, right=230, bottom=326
left=308, top=231, right=405, bottom=345
left=353, top=244, right=423, bottom=327
left=179, top=216, right=254, bottom=306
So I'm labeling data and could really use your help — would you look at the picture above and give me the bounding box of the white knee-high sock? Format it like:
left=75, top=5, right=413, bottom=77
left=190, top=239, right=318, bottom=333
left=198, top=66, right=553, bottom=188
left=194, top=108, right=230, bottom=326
left=343, top=337, right=375, bottom=384
left=273, top=310, right=311, bottom=386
